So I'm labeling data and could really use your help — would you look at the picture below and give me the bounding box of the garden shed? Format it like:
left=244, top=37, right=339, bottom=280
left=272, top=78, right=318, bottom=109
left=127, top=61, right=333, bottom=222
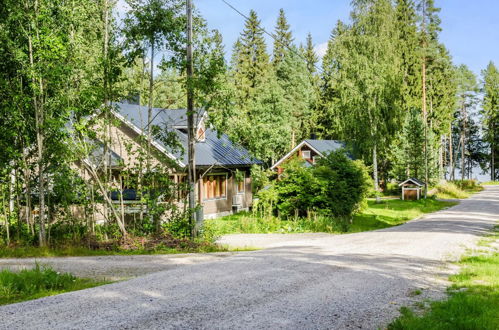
left=399, top=178, right=425, bottom=200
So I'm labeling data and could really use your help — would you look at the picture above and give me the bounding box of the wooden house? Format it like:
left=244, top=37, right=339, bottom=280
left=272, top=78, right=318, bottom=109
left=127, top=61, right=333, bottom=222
left=77, top=101, right=261, bottom=221
left=271, top=139, right=346, bottom=174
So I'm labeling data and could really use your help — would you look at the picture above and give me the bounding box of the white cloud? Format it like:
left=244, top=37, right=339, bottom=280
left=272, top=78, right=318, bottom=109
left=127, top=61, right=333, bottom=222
left=314, top=42, right=328, bottom=58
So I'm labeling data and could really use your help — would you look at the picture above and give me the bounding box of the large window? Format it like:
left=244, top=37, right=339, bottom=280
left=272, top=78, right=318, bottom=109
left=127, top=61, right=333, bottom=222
left=203, top=174, right=227, bottom=201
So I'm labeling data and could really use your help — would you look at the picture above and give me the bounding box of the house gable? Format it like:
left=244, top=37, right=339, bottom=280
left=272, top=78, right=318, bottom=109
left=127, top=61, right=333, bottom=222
left=271, top=140, right=346, bottom=172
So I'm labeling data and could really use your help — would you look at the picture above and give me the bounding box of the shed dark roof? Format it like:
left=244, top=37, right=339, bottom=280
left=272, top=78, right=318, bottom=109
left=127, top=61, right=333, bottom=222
left=112, top=102, right=261, bottom=167
left=399, top=178, right=426, bottom=186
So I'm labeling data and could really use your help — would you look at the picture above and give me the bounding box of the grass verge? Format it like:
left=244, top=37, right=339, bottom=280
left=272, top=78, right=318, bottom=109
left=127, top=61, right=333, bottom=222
left=0, top=265, right=109, bottom=305
left=204, top=199, right=457, bottom=236
left=0, top=245, right=228, bottom=259
left=433, top=180, right=484, bottom=199
left=481, top=181, right=499, bottom=186
left=388, top=225, right=499, bottom=330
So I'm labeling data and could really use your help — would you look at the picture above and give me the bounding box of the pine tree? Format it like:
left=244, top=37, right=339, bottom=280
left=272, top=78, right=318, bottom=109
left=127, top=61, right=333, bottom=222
left=453, top=64, right=478, bottom=180
left=272, top=9, right=293, bottom=66
left=395, top=0, right=421, bottom=112
left=481, top=61, right=499, bottom=180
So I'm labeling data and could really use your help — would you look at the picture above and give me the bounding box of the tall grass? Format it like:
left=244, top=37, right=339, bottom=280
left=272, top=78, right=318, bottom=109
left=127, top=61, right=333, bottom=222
left=203, top=199, right=456, bottom=238
left=433, top=181, right=469, bottom=199
left=0, top=265, right=108, bottom=305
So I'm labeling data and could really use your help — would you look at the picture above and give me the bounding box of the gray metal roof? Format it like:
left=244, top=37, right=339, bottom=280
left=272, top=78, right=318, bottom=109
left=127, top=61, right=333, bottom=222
left=112, top=102, right=261, bottom=167
left=305, top=140, right=346, bottom=155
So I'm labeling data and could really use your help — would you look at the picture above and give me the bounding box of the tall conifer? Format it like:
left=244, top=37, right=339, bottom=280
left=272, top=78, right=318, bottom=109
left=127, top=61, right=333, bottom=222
left=272, top=9, right=293, bottom=66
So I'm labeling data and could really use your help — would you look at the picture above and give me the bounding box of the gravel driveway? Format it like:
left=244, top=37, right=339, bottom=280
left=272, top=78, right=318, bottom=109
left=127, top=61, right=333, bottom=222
left=1, top=186, right=498, bottom=330
left=0, top=253, right=236, bottom=281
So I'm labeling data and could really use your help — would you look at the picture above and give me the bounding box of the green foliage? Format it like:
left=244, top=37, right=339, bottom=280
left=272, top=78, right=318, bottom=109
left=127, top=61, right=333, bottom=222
left=204, top=199, right=455, bottom=237
left=433, top=181, right=469, bottom=199
left=259, top=151, right=371, bottom=231
left=0, top=265, right=107, bottom=305
left=249, top=164, right=272, bottom=194
left=319, top=0, right=404, bottom=191
left=481, top=62, right=499, bottom=181
left=303, top=32, right=319, bottom=76
left=272, top=9, right=294, bottom=66
left=390, top=108, right=426, bottom=180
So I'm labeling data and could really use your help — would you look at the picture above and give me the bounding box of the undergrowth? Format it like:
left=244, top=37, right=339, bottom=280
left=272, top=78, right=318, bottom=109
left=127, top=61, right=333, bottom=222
left=203, top=199, right=456, bottom=237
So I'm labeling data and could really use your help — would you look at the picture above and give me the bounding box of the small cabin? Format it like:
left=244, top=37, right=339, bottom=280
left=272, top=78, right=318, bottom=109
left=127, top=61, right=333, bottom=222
left=399, top=178, right=425, bottom=200
left=271, top=139, right=346, bottom=175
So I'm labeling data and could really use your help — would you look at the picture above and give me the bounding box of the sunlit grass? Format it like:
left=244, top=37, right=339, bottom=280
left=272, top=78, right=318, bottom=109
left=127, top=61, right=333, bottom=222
left=481, top=181, right=499, bottom=186
left=0, top=265, right=109, bottom=305
left=204, top=199, right=457, bottom=236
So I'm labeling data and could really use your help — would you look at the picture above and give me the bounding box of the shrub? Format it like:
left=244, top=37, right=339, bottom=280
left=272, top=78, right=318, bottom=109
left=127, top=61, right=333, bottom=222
left=274, top=151, right=372, bottom=230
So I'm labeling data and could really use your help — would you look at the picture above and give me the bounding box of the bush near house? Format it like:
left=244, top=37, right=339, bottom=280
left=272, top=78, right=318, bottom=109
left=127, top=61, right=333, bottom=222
left=257, top=151, right=372, bottom=231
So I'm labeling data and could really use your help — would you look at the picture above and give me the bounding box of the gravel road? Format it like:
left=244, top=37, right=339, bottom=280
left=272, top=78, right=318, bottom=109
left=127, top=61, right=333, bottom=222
left=1, top=186, right=498, bottom=330
left=0, top=253, right=236, bottom=281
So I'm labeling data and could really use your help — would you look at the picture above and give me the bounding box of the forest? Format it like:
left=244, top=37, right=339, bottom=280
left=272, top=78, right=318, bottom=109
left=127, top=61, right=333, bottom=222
left=0, top=0, right=498, bottom=249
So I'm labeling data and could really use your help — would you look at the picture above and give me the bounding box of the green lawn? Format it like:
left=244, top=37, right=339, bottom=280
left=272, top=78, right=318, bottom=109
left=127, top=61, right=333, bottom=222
left=203, top=199, right=457, bottom=236
left=349, top=199, right=457, bottom=233
left=388, top=226, right=499, bottom=330
left=0, top=265, right=109, bottom=305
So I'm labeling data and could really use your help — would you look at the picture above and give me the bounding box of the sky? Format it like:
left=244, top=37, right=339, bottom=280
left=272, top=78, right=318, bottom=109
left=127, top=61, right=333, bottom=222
left=194, top=0, right=499, bottom=77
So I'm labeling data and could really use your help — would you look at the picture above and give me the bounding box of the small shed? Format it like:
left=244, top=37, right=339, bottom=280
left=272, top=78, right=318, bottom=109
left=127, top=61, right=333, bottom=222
left=399, top=178, right=425, bottom=200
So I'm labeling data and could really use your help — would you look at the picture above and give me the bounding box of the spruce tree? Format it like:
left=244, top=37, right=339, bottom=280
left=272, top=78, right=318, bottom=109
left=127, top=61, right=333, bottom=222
left=272, top=9, right=293, bottom=66
left=232, top=10, right=270, bottom=97
left=304, top=33, right=319, bottom=76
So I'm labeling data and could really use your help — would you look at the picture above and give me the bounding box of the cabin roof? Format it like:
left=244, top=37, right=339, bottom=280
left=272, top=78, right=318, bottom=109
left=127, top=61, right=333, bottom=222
left=112, top=102, right=261, bottom=167
left=271, top=139, right=346, bottom=170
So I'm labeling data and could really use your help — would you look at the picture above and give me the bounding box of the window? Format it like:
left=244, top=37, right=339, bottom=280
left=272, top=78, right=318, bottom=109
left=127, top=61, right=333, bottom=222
left=302, top=150, right=311, bottom=160
left=312, top=156, right=320, bottom=164
left=203, top=174, right=227, bottom=201
left=236, top=172, right=245, bottom=195
left=197, top=127, right=206, bottom=141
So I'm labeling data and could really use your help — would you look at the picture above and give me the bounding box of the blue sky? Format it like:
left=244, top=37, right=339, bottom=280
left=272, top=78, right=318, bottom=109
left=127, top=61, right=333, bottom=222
left=196, top=0, right=499, bottom=77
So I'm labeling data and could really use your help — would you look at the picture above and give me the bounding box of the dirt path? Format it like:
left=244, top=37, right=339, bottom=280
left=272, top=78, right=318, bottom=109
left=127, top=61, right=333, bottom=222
left=1, top=186, right=497, bottom=330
